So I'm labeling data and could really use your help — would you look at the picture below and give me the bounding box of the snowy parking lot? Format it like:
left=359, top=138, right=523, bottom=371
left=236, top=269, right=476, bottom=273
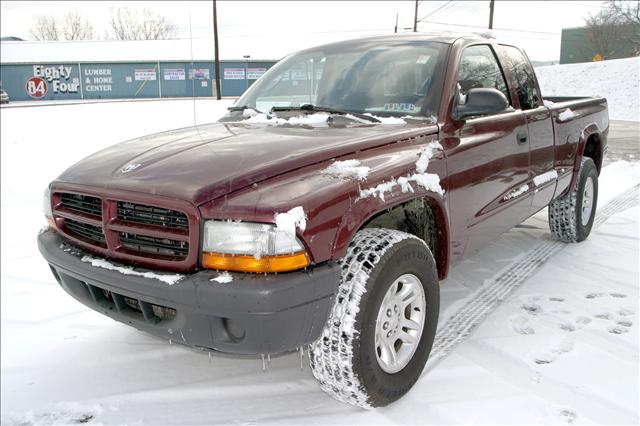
left=1, top=99, right=638, bottom=425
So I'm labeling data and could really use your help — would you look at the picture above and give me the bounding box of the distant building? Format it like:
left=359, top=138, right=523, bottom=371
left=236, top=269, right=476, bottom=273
left=560, top=24, right=640, bottom=64
left=0, top=36, right=24, bottom=41
left=0, top=39, right=278, bottom=100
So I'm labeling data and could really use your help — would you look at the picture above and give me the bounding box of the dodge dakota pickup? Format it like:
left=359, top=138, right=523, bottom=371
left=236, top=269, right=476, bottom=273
left=38, top=33, right=608, bottom=408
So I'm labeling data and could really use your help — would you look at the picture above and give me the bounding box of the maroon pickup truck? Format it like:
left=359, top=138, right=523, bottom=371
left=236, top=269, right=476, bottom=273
left=38, top=33, right=608, bottom=408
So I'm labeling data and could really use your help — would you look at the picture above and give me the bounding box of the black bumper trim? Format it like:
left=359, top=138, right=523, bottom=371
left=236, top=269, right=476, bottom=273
left=38, top=230, right=340, bottom=354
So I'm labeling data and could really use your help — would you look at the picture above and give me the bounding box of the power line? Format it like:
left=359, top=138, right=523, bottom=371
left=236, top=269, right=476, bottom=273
left=417, top=1, right=455, bottom=22
left=420, top=19, right=561, bottom=35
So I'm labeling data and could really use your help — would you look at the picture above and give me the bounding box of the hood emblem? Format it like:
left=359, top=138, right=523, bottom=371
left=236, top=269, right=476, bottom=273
left=121, top=163, right=141, bottom=173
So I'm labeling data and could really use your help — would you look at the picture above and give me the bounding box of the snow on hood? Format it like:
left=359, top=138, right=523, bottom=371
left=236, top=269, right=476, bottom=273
left=321, top=159, right=370, bottom=181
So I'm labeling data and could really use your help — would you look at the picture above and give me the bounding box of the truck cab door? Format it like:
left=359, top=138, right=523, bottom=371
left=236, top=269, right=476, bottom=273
left=441, top=44, right=532, bottom=262
left=499, top=45, right=556, bottom=214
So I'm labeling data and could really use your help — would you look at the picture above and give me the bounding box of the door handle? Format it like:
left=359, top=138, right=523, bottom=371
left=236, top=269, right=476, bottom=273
left=517, top=132, right=528, bottom=144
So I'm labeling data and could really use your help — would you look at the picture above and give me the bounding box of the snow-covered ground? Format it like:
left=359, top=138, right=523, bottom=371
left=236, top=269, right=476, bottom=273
left=1, top=99, right=639, bottom=425
left=536, top=57, right=640, bottom=122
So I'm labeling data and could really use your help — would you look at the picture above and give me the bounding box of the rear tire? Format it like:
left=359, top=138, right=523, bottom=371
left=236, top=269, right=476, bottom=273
left=548, top=157, right=598, bottom=242
left=309, top=228, right=439, bottom=408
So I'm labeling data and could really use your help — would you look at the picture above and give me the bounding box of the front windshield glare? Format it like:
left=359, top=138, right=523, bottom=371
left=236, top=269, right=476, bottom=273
left=235, top=42, right=447, bottom=117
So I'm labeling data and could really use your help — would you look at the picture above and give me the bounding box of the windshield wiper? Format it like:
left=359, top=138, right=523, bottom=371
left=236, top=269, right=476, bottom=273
left=227, top=105, right=268, bottom=115
left=271, top=104, right=381, bottom=123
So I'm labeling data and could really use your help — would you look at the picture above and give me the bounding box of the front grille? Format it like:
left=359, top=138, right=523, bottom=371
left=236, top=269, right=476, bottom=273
left=117, top=201, right=188, bottom=230
left=119, top=232, right=189, bottom=258
left=60, top=193, right=102, bottom=217
left=53, top=190, right=193, bottom=269
left=64, top=218, right=106, bottom=246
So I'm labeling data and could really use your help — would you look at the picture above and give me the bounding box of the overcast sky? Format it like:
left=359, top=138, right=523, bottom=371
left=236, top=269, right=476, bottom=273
left=1, top=1, right=607, bottom=61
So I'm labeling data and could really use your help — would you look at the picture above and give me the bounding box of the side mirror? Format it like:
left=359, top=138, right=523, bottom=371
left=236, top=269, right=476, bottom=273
left=453, top=88, right=510, bottom=121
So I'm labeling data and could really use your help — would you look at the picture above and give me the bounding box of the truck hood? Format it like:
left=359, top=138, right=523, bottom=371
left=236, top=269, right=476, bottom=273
left=56, top=121, right=437, bottom=205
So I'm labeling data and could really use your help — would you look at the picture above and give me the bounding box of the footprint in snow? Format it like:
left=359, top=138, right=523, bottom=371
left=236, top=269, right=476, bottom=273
left=554, top=409, right=577, bottom=424
left=618, top=308, right=635, bottom=317
left=559, top=322, right=576, bottom=332
left=610, top=293, right=627, bottom=298
left=521, top=303, right=542, bottom=314
left=549, top=296, right=565, bottom=302
left=585, top=292, right=606, bottom=299
left=608, top=326, right=630, bottom=335
left=616, top=320, right=633, bottom=328
left=509, top=315, right=535, bottom=335
left=534, top=353, right=556, bottom=364
left=575, top=316, right=592, bottom=325
left=594, top=312, right=613, bottom=320
left=534, top=339, right=574, bottom=365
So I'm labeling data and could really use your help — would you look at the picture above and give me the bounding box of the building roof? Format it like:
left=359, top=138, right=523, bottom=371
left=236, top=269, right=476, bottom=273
left=0, top=38, right=277, bottom=64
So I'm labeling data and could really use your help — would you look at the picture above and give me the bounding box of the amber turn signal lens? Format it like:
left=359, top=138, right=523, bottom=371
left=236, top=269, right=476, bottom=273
left=47, top=216, right=57, bottom=231
left=202, top=251, right=309, bottom=273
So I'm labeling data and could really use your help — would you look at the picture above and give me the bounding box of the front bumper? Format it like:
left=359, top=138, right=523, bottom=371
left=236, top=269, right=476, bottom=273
left=38, top=230, right=340, bottom=354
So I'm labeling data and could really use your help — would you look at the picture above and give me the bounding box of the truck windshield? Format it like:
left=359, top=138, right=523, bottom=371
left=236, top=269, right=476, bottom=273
left=234, top=40, right=449, bottom=118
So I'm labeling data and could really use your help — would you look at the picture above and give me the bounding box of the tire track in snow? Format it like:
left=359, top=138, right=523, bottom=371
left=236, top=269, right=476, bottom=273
left=425, top=184, right=639, bottom=371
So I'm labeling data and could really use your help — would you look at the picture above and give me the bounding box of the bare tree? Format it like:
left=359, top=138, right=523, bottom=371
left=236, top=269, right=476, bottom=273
left=606, top=0, right=640, bottom=45
left=61, top=11, right=94, bottom=41
left=584, top=8, right=626, bottom=59
left=108, top=7, right=177, bottom=40
left=30, top=14, right=59, bottom=41
left=585, top=1, right=640, bottom=58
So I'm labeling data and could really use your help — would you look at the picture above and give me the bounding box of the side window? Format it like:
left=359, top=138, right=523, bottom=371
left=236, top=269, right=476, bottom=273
left=500, top=46, right=541, bottom=110
left=457, top=45, right=510, bottom=105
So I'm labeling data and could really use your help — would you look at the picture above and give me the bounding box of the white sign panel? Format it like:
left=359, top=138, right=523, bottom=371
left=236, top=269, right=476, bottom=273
left=135, top=69, right=157, bottom=81
left=247, top=68, right=267, bottom=80
left=189, top=68, right=210, bottom=80
left=164, top=68, right=186, bottom=80
left=224, top=68, right=245, bottom=80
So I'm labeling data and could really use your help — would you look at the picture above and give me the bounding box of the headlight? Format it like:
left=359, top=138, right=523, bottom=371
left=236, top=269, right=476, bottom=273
left=201, top=220, right=309, bottom=273
left=43, top=186, right=56, bottom=231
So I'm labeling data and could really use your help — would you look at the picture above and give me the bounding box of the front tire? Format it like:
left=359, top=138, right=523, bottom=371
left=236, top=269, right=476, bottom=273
left=549, top=157, right=598, bottom=242
left=309, top=228, right=439, bottom=408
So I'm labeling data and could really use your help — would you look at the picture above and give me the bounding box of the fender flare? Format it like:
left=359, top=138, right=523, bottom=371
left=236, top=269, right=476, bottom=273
left=331, top=190, right=450, bottom=280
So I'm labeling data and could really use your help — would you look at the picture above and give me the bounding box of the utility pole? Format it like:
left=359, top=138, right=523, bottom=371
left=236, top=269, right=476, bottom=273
left=413, top=0, right=419, bottom=32
left=394, top=13, right=398, bottom=33
left=488, top=0, right=495, bottom=30
left=213, top=0, right=221, bottom=100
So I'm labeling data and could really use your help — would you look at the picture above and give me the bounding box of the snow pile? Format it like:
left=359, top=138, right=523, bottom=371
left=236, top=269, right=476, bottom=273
left=321, top=159, right=370, bottom=181
left=210, top=271, right=233, bottom=284
left=6, top=402, right=103, bottom=426
left=558, top=108, right=578, bottom=122
left=81, top=256, right=184, bottom=285
left=543, top=99, right=555, bottom=108
left=536, top=57, right=640, bottom=121
left=533, top=170, right=559, bottom=186
left=360, top=142, right=444, bottom=201
left=274, top=206, right=307, bottom=240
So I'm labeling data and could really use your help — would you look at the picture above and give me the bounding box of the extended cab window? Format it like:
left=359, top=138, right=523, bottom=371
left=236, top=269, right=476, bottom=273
left=500, top=45, right=541, bottom=110
left=457, top=45, right=511, bottom=105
